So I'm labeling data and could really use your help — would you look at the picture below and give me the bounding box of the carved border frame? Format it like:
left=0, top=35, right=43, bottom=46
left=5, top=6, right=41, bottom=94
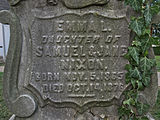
left=0, top=10, right=37, bottom=118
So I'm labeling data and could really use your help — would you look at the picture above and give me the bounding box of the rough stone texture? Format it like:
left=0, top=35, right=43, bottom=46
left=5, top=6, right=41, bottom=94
left=0, top=0, right=9, bottom=11
left=0, top=0, right=158, bottom=120
left=62, top=0, right=110, bottom=8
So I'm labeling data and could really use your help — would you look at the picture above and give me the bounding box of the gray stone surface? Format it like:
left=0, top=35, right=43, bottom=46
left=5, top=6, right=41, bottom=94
left=0, top=0, right=9, bottom=11
left=0, top=0, right=158, bottom=120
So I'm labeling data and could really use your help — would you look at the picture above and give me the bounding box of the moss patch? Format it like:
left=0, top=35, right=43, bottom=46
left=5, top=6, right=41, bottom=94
left=0, top=72, right=12, bottom=119
left=155, top=56, right=160, bottom=72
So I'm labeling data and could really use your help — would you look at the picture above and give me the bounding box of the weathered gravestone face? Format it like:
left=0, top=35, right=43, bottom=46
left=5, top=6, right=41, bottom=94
left=0, top=0, right=158, bottom=120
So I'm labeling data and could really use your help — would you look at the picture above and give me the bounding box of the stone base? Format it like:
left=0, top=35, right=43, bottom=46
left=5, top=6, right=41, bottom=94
left=9, top=105, right=120, bottom=120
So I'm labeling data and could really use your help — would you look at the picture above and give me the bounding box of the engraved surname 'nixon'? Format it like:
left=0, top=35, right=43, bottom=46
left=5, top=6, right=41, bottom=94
left=60, top=58, right=107, bottom=70
left=55, top=20, right=111, bottom=32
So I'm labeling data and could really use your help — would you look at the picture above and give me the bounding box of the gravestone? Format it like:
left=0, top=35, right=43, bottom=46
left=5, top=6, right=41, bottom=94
left=0, top=0, right=158, bottom=120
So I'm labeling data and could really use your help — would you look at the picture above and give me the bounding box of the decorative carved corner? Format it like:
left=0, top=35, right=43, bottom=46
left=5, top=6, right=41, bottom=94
left=11, top=95, right=36, bottom=117
left=0, top=10, right=37, bottom=118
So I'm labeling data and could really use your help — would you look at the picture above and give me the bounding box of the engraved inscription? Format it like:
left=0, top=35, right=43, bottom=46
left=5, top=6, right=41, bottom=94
left=30, top=14, right=130, bottom=106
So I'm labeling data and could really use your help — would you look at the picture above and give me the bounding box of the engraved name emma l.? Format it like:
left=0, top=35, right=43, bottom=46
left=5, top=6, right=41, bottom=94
left=55, top=20, right=111, bottom=32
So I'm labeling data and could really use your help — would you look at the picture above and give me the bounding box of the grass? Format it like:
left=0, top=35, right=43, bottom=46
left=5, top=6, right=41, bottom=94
left=0, top=72, right=11, bottom=119
left=0, top=63, right=5, bottom=67
left=151, top=89, right=160, bottom=120
left=155, top=56, right=160, bottom=72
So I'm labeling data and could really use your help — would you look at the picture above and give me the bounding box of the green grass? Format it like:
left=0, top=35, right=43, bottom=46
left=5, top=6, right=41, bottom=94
left=151, top=56, right=160, bottom=120
left=0, top=63, right=5, bottom=67
left=151, top=90, right=160, bottom=120
left=155, top=56, right=160, bottom=72
left=0, top=72, right=11, bottom=119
